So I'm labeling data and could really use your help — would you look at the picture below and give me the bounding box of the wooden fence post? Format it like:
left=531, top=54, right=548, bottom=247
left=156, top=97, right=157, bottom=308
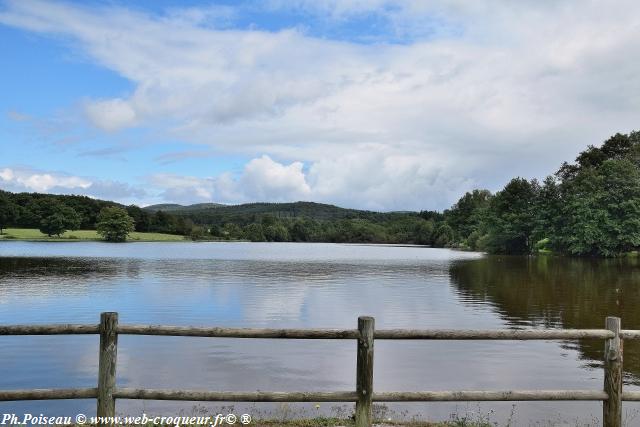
left=97, top=312, right=118, bottom=418
left=356, top=316, right=374, bottom=427
left=603, top=316, right=622, bottom=427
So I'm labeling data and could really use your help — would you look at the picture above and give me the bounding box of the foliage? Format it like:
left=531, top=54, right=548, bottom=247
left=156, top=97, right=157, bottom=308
left=0, top=190, right=190, bottom=236
left=445, top=189, right=492, bottom=241
left=0, top=193, right=18, bottom=234
left=484, top=178, right=538, bottom=254
left=555, top=159, right=640, bottom=256
left=189, top=225, right=208, bottom=241
left=244, top=223, right=266, bottom=242
left=433, top=222, right=455, bottom=247
left=96, top=207, right=135, bottom=242
left=38, top=201, right=81, bottom=237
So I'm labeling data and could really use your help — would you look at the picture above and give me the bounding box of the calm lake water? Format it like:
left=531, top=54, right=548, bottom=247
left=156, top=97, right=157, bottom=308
left=1, top=241, right=639, bottom=425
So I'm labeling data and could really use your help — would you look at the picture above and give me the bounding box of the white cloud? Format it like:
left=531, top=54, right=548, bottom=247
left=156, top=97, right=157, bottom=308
left=1, top=0, right=640, bottom=209
left=241, top=155, right=310, bottom=201
left=0, top=167, right=146, bottom=202
left=84, top=98, right=137, bottom=132
left=148, top=174, right=217, bottom=205
left=149, top=155, right=311, bottom=205
left=0, top=167, right=91, bottom=192
left=146, top=152, right=470, bottom=211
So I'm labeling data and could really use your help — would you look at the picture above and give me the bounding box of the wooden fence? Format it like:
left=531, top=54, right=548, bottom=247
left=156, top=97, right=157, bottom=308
left=1, top=313, right=640, bottom=427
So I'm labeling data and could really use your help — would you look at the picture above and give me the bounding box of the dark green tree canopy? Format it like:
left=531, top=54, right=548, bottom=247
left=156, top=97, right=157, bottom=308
left=38, top=201, right=81, bottom=237
left=445, top=189, right=492, bottom=242
left=485, top=178, right=538, bottom=254
left=0, top=193, right=18, bottom=234
left=96, top=207, right=135, bottom=242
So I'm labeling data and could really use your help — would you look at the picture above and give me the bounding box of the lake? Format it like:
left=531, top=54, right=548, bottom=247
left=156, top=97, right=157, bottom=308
left=1, top=241, right=639, bottom=425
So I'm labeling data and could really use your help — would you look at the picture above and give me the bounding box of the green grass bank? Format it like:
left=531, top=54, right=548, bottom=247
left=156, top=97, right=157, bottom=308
left=0, top=228, right=185, bottom=242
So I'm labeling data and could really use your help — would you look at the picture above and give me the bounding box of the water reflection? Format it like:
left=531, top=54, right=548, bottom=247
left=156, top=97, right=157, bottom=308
left=1, top=242, right=639, bottom=423
left=450, top=255, right=640, bottom=384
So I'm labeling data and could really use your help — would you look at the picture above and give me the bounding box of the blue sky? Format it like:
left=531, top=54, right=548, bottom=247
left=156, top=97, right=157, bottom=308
left=1, top=0, right=639, bottom=210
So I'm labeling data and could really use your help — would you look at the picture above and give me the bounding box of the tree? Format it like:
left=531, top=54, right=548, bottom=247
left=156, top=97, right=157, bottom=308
left=413, top=220, right=434, bottom=245
left=289, top=219, right=311, bottom=242
left=532, top=176, right=563, bottom=246
left=152, top=210, right=178, bottom=234
left=222, top=222, right=243, bottom=239
left=96, top=207, right=135, bottom=242
left=126, top=205, right=152, bottom=232
left=485, top=178, right=539, bottom=254
left=433, top=222, right=455, bottom=247
left=264, top=223, right=290, bottom=242
left=556, top=159, right=640, bottom=256
left=445, top=189, right=492, bottom=241
left=189, top=225, right=208, bottom=241
left=244, top=223, right=266, bottom=242
left=39, top=203, right=81, bottom=237
left=0, top=194, right=18, bottom=234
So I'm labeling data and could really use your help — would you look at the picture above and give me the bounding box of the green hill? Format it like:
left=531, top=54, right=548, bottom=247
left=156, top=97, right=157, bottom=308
left=146, top=201, right=412, bottom=226
left=144, top=202, right=225, bottom=212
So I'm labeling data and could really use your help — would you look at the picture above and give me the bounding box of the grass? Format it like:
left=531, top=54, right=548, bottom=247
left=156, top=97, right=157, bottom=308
left=250, top=420, right=491, bottom=426
left=71, top=420, right=486, bottom=427
left=0, top=228, right=185, bottom=242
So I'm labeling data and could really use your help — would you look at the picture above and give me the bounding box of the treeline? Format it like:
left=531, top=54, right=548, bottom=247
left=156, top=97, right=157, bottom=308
left=438, top=131, right=640, bottom=256
left=0, top=189, right=451, bottom=244
left=1, top=131, right=639, bottom=255
left=201, top=214, right=439, bottom=244
left=155, top=201, right=396, bottom=224
left=0, top=191, right=193, bottom=236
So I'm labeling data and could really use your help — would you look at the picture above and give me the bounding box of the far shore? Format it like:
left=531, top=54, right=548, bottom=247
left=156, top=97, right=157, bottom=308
left=0, top=228, right=186, bottom=242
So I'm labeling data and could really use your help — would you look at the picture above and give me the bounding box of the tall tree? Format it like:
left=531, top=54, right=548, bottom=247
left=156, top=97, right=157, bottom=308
left=485, top=178, right=539, bottom=254
left=556, top=159, right=640, bottom=256
left=445, top=189, right=492, bottom=242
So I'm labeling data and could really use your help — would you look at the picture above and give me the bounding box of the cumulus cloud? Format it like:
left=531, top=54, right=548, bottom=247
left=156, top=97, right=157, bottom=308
left=0, top=167, right=146, bottom=202
left=241, top=155, right=310, bottom=201
left=1, top=0, right=640, bottom=209
left=149, top=155, right=311, bottom=205
left=0, top=167, right=91, bottom=192
left=144, top=151, right=470, bottom=211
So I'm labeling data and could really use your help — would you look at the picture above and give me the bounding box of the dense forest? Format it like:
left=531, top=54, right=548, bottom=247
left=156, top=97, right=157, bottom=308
left=0, top=192, right=195, bottom=237
left=1, top=131, right=639, bottom=256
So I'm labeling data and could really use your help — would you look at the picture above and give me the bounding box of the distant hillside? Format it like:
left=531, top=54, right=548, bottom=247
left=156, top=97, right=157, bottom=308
left=144, top=202, right=224, bottom=212
left=147, top=201, right=415, bottom=226
left=0, top=189, right=433, bottom=245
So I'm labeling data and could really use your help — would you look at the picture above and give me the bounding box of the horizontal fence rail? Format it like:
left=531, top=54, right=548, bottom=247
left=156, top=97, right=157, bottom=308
left=1, top=314, right=639, bottom=427
left=0, top=324, right=100, bottom=335
left=0, top=388, right=98, bottom=401
left=374, top=329, right=617, bottom=340
left=117, top=325, right=359, bottom=339
left=114, top=389, right=359, bottom=402
left=373, top=390, right=610, bottom=401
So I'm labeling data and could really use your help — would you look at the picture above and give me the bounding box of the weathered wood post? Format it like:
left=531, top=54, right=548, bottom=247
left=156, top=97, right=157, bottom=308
left=356, top=316, right=374, bottom=427
left=603, top=316, right=622, bottom=427
left=97, top=312, right=118, bottom=418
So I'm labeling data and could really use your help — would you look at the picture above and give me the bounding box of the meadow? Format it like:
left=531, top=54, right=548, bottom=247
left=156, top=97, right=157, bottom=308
left=0, top=228, right=185, bottom=242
